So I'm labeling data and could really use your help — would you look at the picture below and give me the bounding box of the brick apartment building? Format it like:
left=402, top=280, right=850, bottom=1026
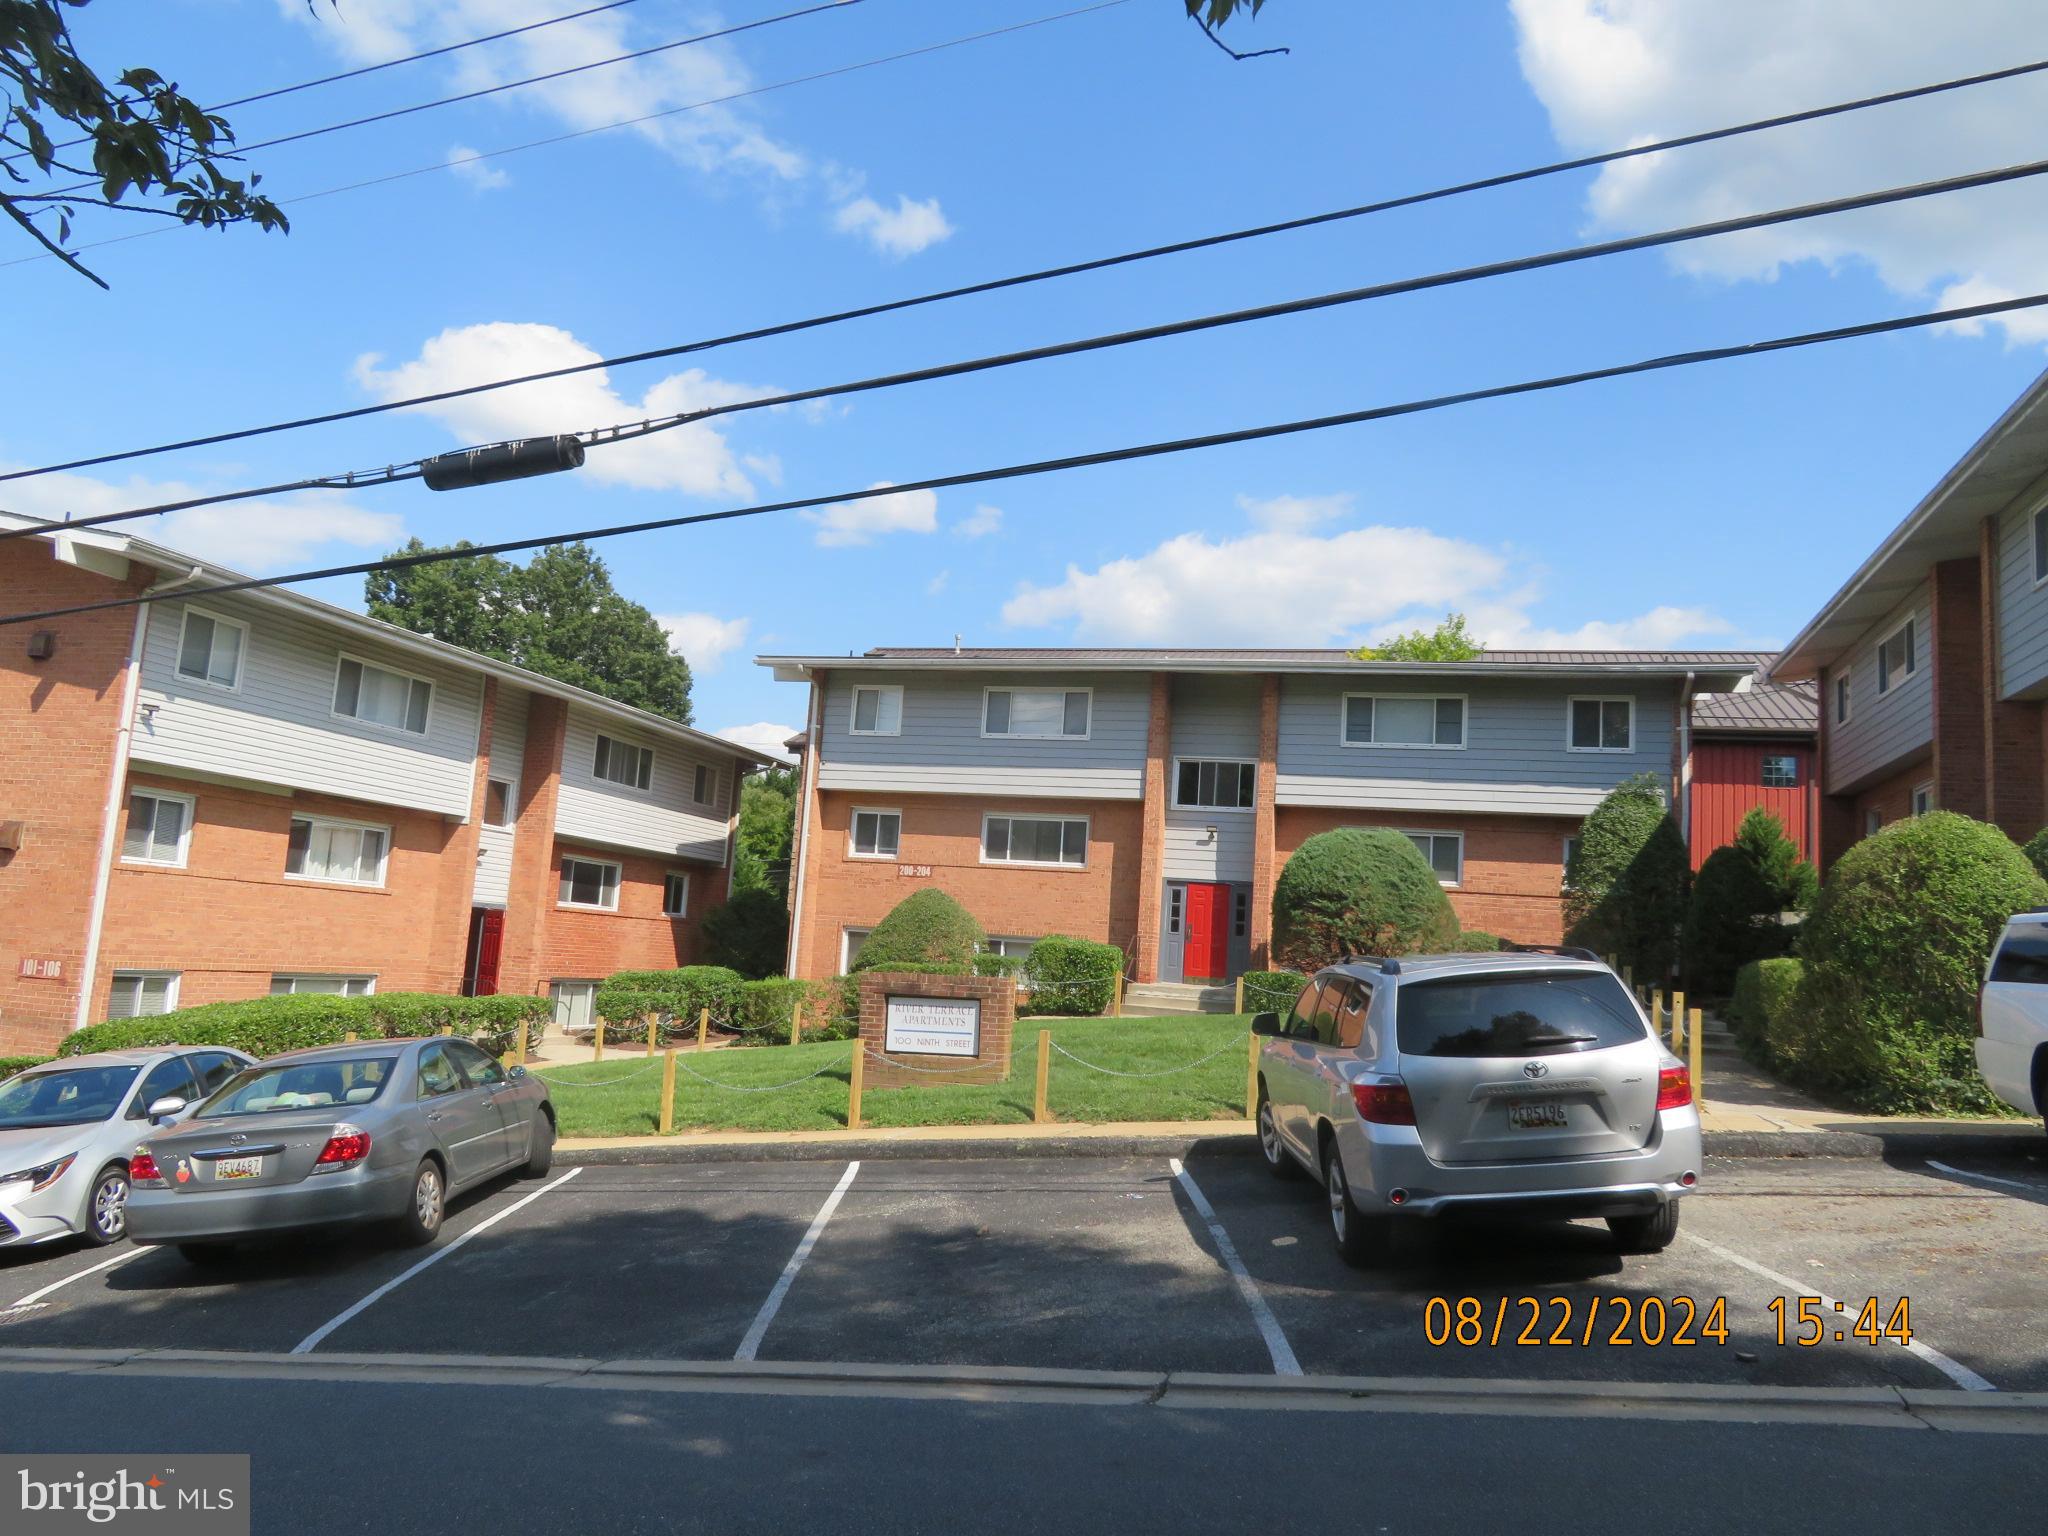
left=0, top=516, right=772, bottom=1058
left=1771, top=366, right=2048, bottom=865
left=761, top=648, right=1763, bottom=986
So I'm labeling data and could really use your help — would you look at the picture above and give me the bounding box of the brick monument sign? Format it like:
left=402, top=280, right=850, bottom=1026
left=857, top=971, right=1016, bottom=1089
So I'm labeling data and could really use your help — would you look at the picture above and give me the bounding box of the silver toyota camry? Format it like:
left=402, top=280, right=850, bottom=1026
left=126, top=1035, right=556, bottom=1263
left=0, top=1047, right=254, bottom=1249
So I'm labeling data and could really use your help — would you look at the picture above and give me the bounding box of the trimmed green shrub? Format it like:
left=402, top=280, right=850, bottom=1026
left=2024, top=827, right=2048, bottom=883
left=1272, top=827, right=1459, bottom=969
left=1022, top=935, right=1124, bottom=1016
left=1785, top=812, right=2046, bottom=1113
left=1682, top=809, right=1817, bottom=996
left=1240, top=969, right=1308, bottom=1017
left=851, top=888, right=987, bottom=973
left=1565, top=773, right=1689, bottom=982
left=1728, top=957, right=1804, bottom=1060
left=972, top=952, right=1024, bottom=979
left=595, top=966, right=745, bottom=1043
left=0, top=1054, right=52, bottom=1082
left=735, top=978, right=831, bottom=1042
left=59, top=992, right=550, bottom=1061
left=701, top=887, right=790, bottom=980
left=1456, top=930, right=1504, bottom=952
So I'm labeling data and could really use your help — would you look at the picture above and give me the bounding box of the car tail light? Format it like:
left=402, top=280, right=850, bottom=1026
left=315, top=1125, right=371, bottom=1166
left=1352, top=1079, right=1417, bottom=1125
left=1656, top=1065, right=1693, bottom=1111
left=130, top=1151, right=162, bottom=1184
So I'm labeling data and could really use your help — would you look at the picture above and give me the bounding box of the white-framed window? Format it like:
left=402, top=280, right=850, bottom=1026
left=1568, top=696, right=1634, bottom=752
left=550, top=980, right=599, bottom=1036
left=286, top=814, right=389, bottom=887
left=1343, top=694, right=1465, bottom=749
left=692, top=762, right=719, bottom=807
left=1166, top=884, right=1183, bottom=937
left=1834, top=672, right=1852, bottom=726
left=986, top=935, right=1038, bottom=962
left=1174, top=759, right=1256, bottom=809
left=849, top=684, right=903, bottom=736
left=174, top=607, right=245, bottom=691
left=662, top=871, right=690, bottom=918
left=840, top=928, right=871, bottom=971
left=1877, top=618, right=1916, bottom=694
left=269, top=975, right=375, bottom=997
left=593, top=733, right=653, bottom=791
left=1562, top=834, right=1583, bottom=891
left=982, top=812, right=1088, bottom=868
left=1911, top=782, right=1935, bottom=817
left=483, top=776, right=517, bottom=827
left=333, top=654, right=431, bottom=736
left=2034, top=505, right=2048, bottom=586
left=849, top=807, right=902, bottom=859
left=1761, top=754, right=1800, bottom=789
left=107, top=970, right=179, bottom=1020
left=1864, top=809, right=1883, bottom=836
left=983, top=686, right=1090, bottom=740
left=1403, top=830, right=1463, bottom=886
left=122, top=788, right=194, bottom=867
left=559, top=855, right=622, bottom=910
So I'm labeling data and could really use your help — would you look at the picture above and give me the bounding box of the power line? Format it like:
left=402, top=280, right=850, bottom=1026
left=14, top=152, right=2048, bottom=544
left=5, top=45, right=2040, bottom=484
left=7, top=289, right=2044, bottom=628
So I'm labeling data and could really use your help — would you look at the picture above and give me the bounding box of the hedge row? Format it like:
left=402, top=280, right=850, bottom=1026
left=58, top=992, right=551, bottom=1061
left=594, top=967, right=745, bottom=1041
left=1240, top=970, right=1308, bottom=1017
left=0, top=1054, right=52, bottom=1082
left=1022, top=935, right=1123, bottom=1017
left=1728, top=958, right=1803, bottom=1059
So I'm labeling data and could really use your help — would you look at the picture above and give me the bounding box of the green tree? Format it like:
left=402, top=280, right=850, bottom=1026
left=2022, top=826, right=2048, bottom=882
left=1349, top=613, right=1482, bottom=663
left=1272, top=827, right=1460, bottom=969
left=851, top=889, right=986, bottom=974
left=365, top=540, right=693, bottom=724
left=701, top=888, right=789, bottom=980
left=1681, top=809, right=1818, bottom=995
left=734, top=767, right=795, bottom=895
left=1565, top=773, right=1688, bottom=980
left=2, top=0, right=298, bottom=286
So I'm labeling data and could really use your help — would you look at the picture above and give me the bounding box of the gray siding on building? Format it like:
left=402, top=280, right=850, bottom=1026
left=1169, top=675, right=1260, bottom=761
left=1274, top=676, right=1677, bottom=816
left=1997, top=491, right=2048, bottom=699
left=1825, top=584, right=1933, bottom=794
left=554, top=704, right=732, bottom=863
left=1162, top=807, right=1255, bottom=881
left=815, top=670, right=1149, bottom=800
left=488, top=686, right=531, bottom=780
left=130, top=594, right=482, bottom=819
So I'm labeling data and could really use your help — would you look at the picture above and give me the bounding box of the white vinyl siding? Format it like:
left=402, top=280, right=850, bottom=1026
left=1826, top=586, right=1933, bottom=794
left=1174, top=759, right=1255, bottom=809
left=1403, top=830, right=1464, bottom=886
left=849, top=808, right=901, bottom=859
left=662, top=872, right=690, bottom=917
left=122, top=788, right=193, bottom=866
left=983, top=686, right=1090, bottom=740
left=1568, top=697, right=1634, bottom=752
left=107, top=971, right=178, bottom=1019
left=560, top=855, right=621, bottom=910
left=333, top=654, right=431, bottom=736
left=1162, top=808, right=1255, bottom=882
left=555, top=706, right=734, bottom=862
left=850, top=685, right=903, bottom=736
left=286, top=815, right=388, bottom=887
left=474, top=689, right=531, bottom=909
left=551, top=981, right=598, bottom=1036
left=1344, top=694, right=1464, bottom=748
left=2006, top=496, right=2048, bottom=697
left=269, top=975, right=375, bottom=997
left=175, top=608, right=244, bottom=690
left=982, top=813, right=1087, bottom=868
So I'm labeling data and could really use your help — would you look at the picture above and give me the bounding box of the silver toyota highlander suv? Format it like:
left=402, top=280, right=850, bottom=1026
left=1253, top=948, right=1702, bottom=1265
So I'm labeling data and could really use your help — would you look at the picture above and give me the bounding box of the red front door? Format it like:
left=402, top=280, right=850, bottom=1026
left=1182, top=883, right=1231, bottom=983
left=464, top=908, right=504, bottom=997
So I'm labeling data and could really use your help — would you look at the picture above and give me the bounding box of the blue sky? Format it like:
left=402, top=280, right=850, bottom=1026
left=9, top=0, right=2048, bottom=756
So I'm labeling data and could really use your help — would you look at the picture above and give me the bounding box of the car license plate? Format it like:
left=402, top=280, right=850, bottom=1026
left=213, top=1155, right=263, bottom=1180
left=1508, top=1101, right=1569, bottom=1130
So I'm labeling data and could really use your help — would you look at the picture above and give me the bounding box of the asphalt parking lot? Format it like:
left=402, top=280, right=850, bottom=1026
left=3, top=1146, right=2046, bottom=1393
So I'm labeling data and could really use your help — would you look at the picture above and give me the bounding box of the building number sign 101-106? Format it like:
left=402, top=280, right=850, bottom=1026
left=884, top=996, right=981, bottom=1058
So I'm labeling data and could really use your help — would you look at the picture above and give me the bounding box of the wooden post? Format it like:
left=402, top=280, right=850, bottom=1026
left=645, top=1012, right=658, bottom=1054
left=1650, top=988, right=1663, bottom=1039
left=592, top=1020, right=604, bottom=1062
left=1110, top=970, right=1124, bottom=1018
left=1689, top=1006, right=1704, bottom=1099
left=847, top=1044, right=865, bottom=1131
left=1670, top=990, right=1686, bottom=1052
left=1246, top=1030, right=1262, bottom=1119
left=658, top=1049, right=677, bottom=1136
left=1621, top=964, right=1634, bottom=992
left=1234, top=974, right=1246, bottom=1014
left=1033, top=1029, right=1052, bottom=1125
left=514, top=1021, right=529, bottom=1066
left=697, top=1006, right=709, bottom=1049
left=791, top=998, right=804, bottom=1047
left=343, top=1031, right=357, bottom=1044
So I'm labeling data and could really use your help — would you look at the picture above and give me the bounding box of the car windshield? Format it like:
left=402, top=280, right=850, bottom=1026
left=1397, top=970, right=1648, bottom=1058
left=197, top=1056, right=397, bottom=1117
left=0, top=1065, right=141, bottom=1129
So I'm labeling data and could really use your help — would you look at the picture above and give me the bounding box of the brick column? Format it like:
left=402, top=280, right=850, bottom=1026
left=1132, top=673, right=1171, bottom=984
left=498, top=692, right=567, bottom=998
left=1980, top=514, right=2046, bottom=841
left=790, top=674, right=830, bottom=981
left=1930, top=559, right=1988, bottom=821
left=1249, top=673, right=1280, bottom=969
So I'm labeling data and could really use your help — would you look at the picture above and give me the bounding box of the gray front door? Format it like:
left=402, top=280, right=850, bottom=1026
left=1161, top=882, right=1187, bottom=982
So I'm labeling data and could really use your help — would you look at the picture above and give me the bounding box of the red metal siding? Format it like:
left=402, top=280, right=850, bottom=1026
left=1689, top=739, right=1815, bottom=870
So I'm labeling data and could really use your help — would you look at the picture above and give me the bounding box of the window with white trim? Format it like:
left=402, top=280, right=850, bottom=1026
left=850, top=808, right=901, bottom=859
left=1864, top=809, right=1883, bottom=837
left=333, top=655, right=430, bottom=735
left=1562, top=834, right=1583, bottom=892
left=550, top=980, right=598, bottom=1036
left=983, top=687, right=1089, bottom=739
left=1878, top=619, right=1916, bottom=694
left=559, top=856, right=621, bottom=910
left=1911, top=782, right=1934, bottom=817
left=592, top=733, right=653, bottom=791
left=107, top=971, right=178, bottom=1020
left=986, top=935, right=1038, bottom=962
left=483, top=777, right=516, bottom=827
left=841, top=928, right=872, bottom=970
left=2035, top=506, right=2048, bottom=585
left=1174, top=759, right=1255, bottom=809
left=1761, top=754, right=1799, bottom=788
left=849, top=684, right=902, bottom=736
left=122, top=789, right=193, bottom=866
left=174, top=608, right=245, bottom=690
left=1403, top=831, right=1463, bottom=886
left=982, top=813, right=1087, bottom=867
left=662, top=872, right=690, bottom=917
left=269, top=975, right=375, bottom=997
left=693, top=763, right=719, bottom=807
left=286, top=815, right=388, bottom=887
left=1343, top=694, right=1465, bottom=748
left=1834, top=673, right=1851, bottom=725
left=1568, top=696, right=1634, bottom=752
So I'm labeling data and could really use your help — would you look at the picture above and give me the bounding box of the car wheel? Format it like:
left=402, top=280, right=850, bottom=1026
left=1256, top=1089, right=1297, bottom=1181
left=395, top=1160, right=446, bottom=1248
left=1608, top=1201, right=1682, bottom=1254
left=1324, top=1142, right=1390, bottom=1269
left=521, top=1111, right=555, bottom=1178
left=176, top=1244, right=236, bottom=1267
left=81, top=1165, right=129, bottom=1247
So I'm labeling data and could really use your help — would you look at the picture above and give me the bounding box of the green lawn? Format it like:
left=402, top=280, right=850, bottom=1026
left=539, top=1014, right=1255, bottom=1138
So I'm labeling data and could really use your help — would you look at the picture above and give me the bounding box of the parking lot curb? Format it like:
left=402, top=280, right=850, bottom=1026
left=1701, top=1126, right=2044, bottom=1161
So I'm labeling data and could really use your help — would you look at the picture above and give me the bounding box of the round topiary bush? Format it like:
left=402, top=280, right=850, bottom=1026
left=2023, top=826, right=2048, bottom=883
left=851, top=888, right=986, bottom=973
left=1565, top=773, right=1688, bottom=982
left=1272, top=827, right=1460, bottom=968
left=1786, top=811, right=2048, bottom=1113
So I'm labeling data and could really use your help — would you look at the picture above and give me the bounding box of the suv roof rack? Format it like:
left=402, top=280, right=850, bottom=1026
left=1501, top=942, right=1603, bottom=962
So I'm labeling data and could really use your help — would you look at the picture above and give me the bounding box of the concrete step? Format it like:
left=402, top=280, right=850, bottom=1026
left=1122, top=983, right=1239, bottom=1016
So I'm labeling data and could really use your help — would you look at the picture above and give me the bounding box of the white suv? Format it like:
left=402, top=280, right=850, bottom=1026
left=1977, top=914, right=2048, bottom=1132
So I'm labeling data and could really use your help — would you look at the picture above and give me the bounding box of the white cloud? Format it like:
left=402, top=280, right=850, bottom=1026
left=953, top=504, right=1002, bottom=538
left=355, top=322, right=771, bottom=499
left=832, top=194, right=955, bottom=258
left=715, top=721, right=798, bottom=762
left=657, top=611, right=750, bottom=674
left=800, top=482, right=939, bottom=547
left=1236, top=492, right=1352, bottom=532
left=446, top=145, right=510, bottom=191
left=1509, top=0, right=2048, bottom=345
left=925, top=569, right=951, bottom=595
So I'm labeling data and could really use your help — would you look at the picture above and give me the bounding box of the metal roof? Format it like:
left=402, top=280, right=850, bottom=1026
left=760, top=646, right=1768, bottom=682
left=1691, top=680, right=1818, bottom=734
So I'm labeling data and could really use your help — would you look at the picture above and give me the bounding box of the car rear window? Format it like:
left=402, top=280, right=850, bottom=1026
left=1989, top=928, right=2048, bottom=985
left=198, top=1056, right=397, bottom=1117
left=1396, top=970, right=1648, bottom=1058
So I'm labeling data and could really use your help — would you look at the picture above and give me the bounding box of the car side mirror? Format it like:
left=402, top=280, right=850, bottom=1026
left=148, top=1095, right=188, bottom=1121
left=506, top=1065, right=526, bottom=1080
left=1250, top=1012, right=1282, bottom=1037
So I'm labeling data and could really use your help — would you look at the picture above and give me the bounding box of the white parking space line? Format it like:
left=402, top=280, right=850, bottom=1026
left=1926, top=1158, right=2040, bottom=1192
left=1168, top=1158, right=1301, bottom=1377
left=1682, top=1231, right=1996, bottom=1392
left=290, top=1168, right=582, bottom=1356
left=6, top=1246, right=148, bottom=1311
left=734, top=1160, right=860, bottom=1363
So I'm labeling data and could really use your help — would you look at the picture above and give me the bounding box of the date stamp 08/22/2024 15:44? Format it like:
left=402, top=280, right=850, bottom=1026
left=1422, top=1295, right=1917, bottom=1349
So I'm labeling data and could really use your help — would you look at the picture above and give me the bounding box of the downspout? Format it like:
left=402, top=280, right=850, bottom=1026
left=783, top=677, right=823, bottom=978
left=1676, top=670, right=1697, bottom=847
left=73, top=600, right=155, bottom=1032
